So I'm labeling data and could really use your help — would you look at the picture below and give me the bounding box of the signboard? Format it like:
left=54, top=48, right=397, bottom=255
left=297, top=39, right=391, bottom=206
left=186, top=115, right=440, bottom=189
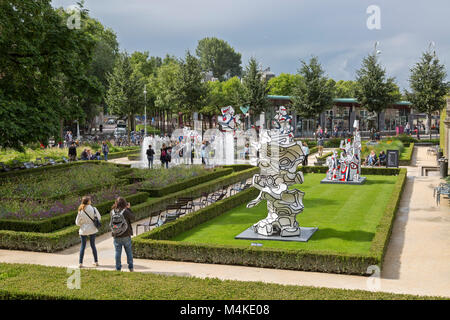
left=386, top=149, right=399, bottom=168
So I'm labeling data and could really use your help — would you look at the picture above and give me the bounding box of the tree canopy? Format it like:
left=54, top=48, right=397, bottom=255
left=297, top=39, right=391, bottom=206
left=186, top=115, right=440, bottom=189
left=407, top=50, right=447, bottom=135
left=241, top=58, right=270, bottom=117
left=0, top=0, right=97, bottom=150
left=268, top=73, right=303, bottom=96
left=196, top=37, right=242, bottom=81
left=291, top=56, right=335, bottom=119
left=355, top=53, right=401, bottom=129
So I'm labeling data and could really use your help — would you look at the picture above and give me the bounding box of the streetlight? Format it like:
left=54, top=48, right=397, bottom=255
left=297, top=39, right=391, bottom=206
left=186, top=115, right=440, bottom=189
left=373, top=41, right=381, bottom=56
left=144, top=84, right=147, bottom=137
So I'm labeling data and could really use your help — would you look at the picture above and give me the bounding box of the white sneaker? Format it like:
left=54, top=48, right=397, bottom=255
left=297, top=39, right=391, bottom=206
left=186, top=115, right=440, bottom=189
left=79, top=263, right=83, bottom=268
left=93, top=262, right=99, bottom=267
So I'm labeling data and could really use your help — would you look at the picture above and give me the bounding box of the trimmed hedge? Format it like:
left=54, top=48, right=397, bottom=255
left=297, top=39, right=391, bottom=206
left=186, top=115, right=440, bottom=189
left=297, top=166, right=401, bottom=175
left=133, top=169, right=408, bottom=275
left=0, top=167, right=259, bottom=252
left=107, top=150, right=141, bottom=160
left=0, top=191, right=149, bottom=233
left=135, top=168, right=233, bottom=197
left=399, top=143, right=414, bottom=166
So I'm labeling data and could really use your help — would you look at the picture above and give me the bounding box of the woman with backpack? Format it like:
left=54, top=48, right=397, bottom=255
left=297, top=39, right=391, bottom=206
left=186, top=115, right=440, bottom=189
left=110, top=197, right=135, bottom=272
left=75, top=196, right=102, bottom=268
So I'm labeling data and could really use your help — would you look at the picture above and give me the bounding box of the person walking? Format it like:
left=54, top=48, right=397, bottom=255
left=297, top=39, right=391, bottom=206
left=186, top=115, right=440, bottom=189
left=317, top=133, right=324, bottom=157
left=75, top=196, right=101, bottom=268
left=302, top=142, right=310, bottom=166
left=110, top=197, right=135, bottom=272
left=102, top=141, right=109, bottom=161
left=68, top=142, right=77, bottom=161
left=201, top=141, right=206, bottom=165
left=146, top=145, right=155, bottom=169
left=160, top=143, right=169, bottom=168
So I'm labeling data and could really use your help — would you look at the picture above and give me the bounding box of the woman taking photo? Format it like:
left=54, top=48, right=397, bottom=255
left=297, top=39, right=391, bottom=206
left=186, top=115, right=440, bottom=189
left=75, top=196, right=102, bottom=268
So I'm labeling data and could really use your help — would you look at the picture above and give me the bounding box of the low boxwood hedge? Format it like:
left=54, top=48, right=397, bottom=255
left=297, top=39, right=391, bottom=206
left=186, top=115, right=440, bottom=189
left=0, top=167, right=259, bottom=252
left=0, top=191, right=149, bottom=233
left=132, top=168, right=407, bottom=275
left=297, top=166, right=401, bottom=175
left=399, top=143, right=414, bottom=166
left=107, top=150, right=141, bottom=160
left=135, top=167, right=233, bottom=197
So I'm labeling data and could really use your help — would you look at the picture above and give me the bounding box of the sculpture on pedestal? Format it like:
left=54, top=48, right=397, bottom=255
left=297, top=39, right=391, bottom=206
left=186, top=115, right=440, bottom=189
left=323, top=120, right=365, bottom=184
left=246, top=107, right=308, bottom=237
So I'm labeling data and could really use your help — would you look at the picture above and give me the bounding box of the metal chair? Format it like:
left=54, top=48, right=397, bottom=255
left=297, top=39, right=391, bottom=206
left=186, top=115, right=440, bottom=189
left=176, top=197, right=194, bottom=213
left=135, top=210, right=163, bottom=235
left=434, top=183, right=450, bottom=205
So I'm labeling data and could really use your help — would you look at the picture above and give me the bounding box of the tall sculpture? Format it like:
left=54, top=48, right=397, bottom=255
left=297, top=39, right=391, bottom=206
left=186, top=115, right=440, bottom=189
left=323, top=120, right=366, bottom=184
left=246, top=106, right=307, bottom=237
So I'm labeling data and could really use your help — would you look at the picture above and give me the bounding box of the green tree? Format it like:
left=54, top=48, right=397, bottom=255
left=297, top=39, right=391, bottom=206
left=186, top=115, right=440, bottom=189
left=222, top=76, right=245, bottom=107
left=268, top=73, right=303, bottom=96
left=241, top=58, right=270, bottom=120
left=355, top=53, right=401, bottom=130
left=105, top=52, right=145, bottom=134
left=335, top=80, right=358, bottom=98
left=130, top=51, right=162, bottom=78
left=291, top=56, right=335, bottom=122
left=196, top=37, right=242, bottom=81
left=0, top=0, right=97, bottom=150
left=175, top=51, right=209, bottom=126
left=407, top=50, right=447, bottom=138
left=149, top=60, right=181, bottom=133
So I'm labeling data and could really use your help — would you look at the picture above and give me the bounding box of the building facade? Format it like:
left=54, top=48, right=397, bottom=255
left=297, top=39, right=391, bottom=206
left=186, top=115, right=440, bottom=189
left=267, top=95, right=440, bottom=138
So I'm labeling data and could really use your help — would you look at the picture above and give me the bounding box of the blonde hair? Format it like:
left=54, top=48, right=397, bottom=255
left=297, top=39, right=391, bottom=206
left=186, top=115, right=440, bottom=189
left=78, top=196, right=91, bottom=212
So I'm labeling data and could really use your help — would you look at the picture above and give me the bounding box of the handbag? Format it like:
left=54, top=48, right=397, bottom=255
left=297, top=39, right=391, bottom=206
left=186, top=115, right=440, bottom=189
left=84, top=208, right=102, bottom=229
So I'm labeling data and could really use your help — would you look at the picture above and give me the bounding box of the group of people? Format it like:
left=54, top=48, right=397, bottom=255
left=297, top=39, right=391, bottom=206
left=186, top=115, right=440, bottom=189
left=363, top=150, right=387, bottom=167
left=75, top=196, right=135, bottom=271
left=68, top=141, right=110, bottom=162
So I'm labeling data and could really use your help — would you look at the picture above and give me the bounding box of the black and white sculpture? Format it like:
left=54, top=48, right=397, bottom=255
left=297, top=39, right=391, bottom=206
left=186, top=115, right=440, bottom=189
left=235, top=106, right=318, bottom=241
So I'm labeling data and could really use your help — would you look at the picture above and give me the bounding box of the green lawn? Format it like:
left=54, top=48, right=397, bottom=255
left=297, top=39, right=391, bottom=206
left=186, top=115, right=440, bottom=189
left=0, top=263, right=443, bottom=300
left=171, top=173, right=399, bottom=255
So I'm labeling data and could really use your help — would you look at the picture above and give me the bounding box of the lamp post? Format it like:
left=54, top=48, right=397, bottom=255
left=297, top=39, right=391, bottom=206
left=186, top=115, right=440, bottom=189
left=144, top=84, right=147, bottom=137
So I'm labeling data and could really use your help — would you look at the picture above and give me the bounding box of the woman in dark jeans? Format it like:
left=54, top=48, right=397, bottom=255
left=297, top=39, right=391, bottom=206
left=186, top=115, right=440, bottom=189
left=75, top=196, right=102, bottom=268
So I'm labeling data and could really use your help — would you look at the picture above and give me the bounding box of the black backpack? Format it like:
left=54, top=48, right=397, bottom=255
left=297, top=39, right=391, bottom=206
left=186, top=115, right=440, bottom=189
left=110, top=209, right=128, bottom=237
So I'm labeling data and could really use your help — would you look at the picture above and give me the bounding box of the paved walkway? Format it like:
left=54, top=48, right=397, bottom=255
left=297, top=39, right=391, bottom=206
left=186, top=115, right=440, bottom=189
left=1, top=146, right=449, bottom=298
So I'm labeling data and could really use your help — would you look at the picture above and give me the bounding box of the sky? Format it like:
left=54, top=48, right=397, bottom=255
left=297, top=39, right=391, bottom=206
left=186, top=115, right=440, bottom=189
left=51, top=0, right=450, bottom=91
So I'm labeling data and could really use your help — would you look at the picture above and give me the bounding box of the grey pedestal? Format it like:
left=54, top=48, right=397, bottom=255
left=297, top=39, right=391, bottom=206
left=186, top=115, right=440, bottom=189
left=320, top=176, right=367, bottom=185
left=235, top=227, right=318, bottom=242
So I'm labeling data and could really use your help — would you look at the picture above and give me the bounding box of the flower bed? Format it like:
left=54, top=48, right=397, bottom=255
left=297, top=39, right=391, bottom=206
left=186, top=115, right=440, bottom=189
left=0, top=163, right=122, bottom=200
left=133, top=167, right=233, bottom=197
left=127, top=165, right=213, bottom=188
